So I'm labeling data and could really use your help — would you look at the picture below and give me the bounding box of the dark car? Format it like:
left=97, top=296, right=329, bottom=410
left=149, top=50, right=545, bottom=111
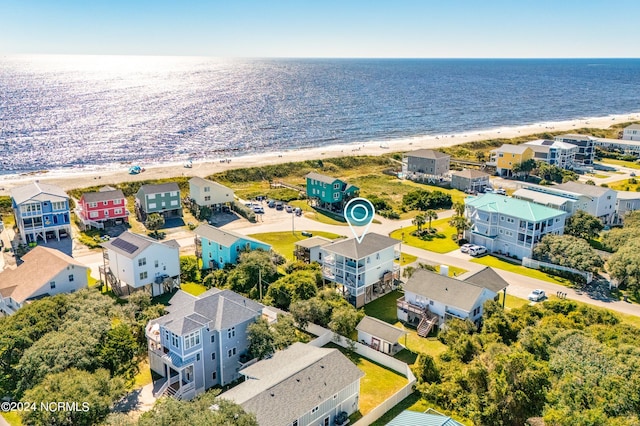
left=268, top=200, right=276, bottom=208
left=275, top=201, right=284, bottom=210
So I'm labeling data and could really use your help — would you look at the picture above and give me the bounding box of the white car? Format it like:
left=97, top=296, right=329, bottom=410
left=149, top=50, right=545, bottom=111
left=468, top=245, right=487, bottom=256
left=528, top=289, right=546, bottom=302
left=460, top=243, right=473, bottom=253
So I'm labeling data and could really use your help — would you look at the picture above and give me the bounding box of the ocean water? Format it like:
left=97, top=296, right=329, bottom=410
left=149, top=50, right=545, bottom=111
left=1, top=55, right=640, bottom=174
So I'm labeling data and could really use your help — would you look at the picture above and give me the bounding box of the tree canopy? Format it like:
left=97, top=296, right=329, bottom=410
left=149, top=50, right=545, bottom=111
left=532, top=234, right=603, bottom=273
left=564, top=210, right=604, bottom=241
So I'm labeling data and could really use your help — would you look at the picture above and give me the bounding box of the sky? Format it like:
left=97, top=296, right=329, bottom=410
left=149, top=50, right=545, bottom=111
left=1, top=0, right=639, bottom=58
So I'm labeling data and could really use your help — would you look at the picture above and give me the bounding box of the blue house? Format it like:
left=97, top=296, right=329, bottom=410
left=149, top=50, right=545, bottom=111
left=194, top=224, right=271, bottom=270
left=10, top=181, right=71, bottom=244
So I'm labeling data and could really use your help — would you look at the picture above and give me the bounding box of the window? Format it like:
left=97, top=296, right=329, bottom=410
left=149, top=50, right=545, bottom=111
left=138, top=258, right=147, bottom=266
left=204, top=196, right=211, bottom=202
left=333, top=192, right=340, bottom=200
left=155, top=260, right=159, bottom=268
left=170, top=200, right=179, bottom=206
left=50, top=281, right=56, bottom=289
left=211, top=335, right=215, bottom=343
left=114, top=199, right=122, bottom=205
left=165, top=330, right=169, bottom=341
left=212, top=371, right=217, bottom=380
left=149, top=203, right=156, bottom=209
left=333, top=183, right=340, bottom=189
left=506, top=217, right=515, bottom=223
left=211, top=352, right=216, bottom=360
left=171, top=191, right=178, bottom=196
left=311, top=406, right=319, bottom=414
left=204, top=187, right=210, bottom=193
left=376, top=253, right=380, bottom=260
left=139, top=271, right=148, bottom=280
left=196, top=353, right=200, bottom=361
left=148, top=194, right=155, bottom=199
left=171, top=333, right=179, bottom=348
left=184, top=331, right=200, bottom=350
left=292, top=421, right=298, bottom=426
left=228, top=327, right=235, bottom=338
left=114, top=208, right=122, bottom=215
left=88, top=202, right=97, bottom=208
left=219, top=244, right=223, bottom=250
left=228, top=348, right=236, bottom=357
left=68, top=274, right=74, bottom=282
left=89, top=211, right=99, bottom=218
left=324, top=417, right=329, bottom=426
left=103, top=201, right=108, bottom=206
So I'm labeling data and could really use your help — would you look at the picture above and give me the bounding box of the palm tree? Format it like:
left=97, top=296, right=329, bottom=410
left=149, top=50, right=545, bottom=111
left=452, top=202, right=465, bottom=217
left=425, top=209, right=438, bottom=231
left=413, top=214, right=426, bottom=234
left=449, top=215, right=471, bottom=238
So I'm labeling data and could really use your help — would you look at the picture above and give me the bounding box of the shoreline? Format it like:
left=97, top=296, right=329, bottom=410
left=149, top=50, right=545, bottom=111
left=1, top=111, right=639, bottom=196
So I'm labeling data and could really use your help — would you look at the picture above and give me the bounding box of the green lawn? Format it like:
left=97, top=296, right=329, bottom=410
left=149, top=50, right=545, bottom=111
left=370, top=392, right=473, bottom=426
left=435, top=264, right=468, bottom=277
left=132, top=358, right=153, bottom=389
left=248, top=230, right=344, bottom=261
left=180, top=282, right=207, bottom=296
left=504, top=294, right=530, bottom=310
left=1, top=412, right=23, bottom=426
left=395, top=253, right=418, bottom=266
left=599, top=158, right=640, bottom=170
left=288, top=200, right=349, bottom=226
left=87, top=269, right=99, bottom=287
left=607, top=178, right=640, bottom=192
left=470, top=255, right=574, bottom=287
left=390, top=218, right=459, bottom=253
left=325, top=343, right=407, bottom=415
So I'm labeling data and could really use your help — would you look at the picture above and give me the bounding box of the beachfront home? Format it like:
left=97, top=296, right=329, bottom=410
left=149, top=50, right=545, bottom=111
left=397, top=267, right=509, bottom=335
left=402, top=149, right=451, bottom=182
left=100, top=231, right=180, bottom=297
left=76, top=186, right=129, bottom=230
left=464, top=193, right=567, bottom=259
left=0, top=246, right=88, bottom=315
left=320, top=233, right=400, bottom=308
left=623, top=124, right=640, bottom=141
left=188, top=177, right=234, bottom=211
left=294, top=236, right=334, bottom=263
left=135, top=183, right=182, bottom=221
left=356, top=316, right=406, bottom=355
left=194, top=224, right=271, bottom=270
left=594, top=137, right=640, bottom=157
left=554, top=134, right=595, bottom=167
left=614, top=191, right=640, bottom=225
left=450, top=169, right=490, bottom=193
left=219, top=342, right=364, bottom=426
left=523, top=139, right=579, bottom=169
left=146, top=288, right=265, bottom=400
left=305, top=172, right=359, bottom=213
left=487, top=144, right=534, bottom=177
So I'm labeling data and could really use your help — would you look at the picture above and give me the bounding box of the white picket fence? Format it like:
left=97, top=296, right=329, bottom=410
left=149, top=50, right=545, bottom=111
left=306, top=323, right=416, bottom=426
left=522, top=257, right=593, bottom=283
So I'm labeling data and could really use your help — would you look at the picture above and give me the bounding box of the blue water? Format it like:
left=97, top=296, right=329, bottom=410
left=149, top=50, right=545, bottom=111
left=1, top=56, right=640, bottom=174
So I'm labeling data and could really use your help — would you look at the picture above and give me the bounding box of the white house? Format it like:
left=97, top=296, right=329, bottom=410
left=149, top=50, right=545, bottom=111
left=188, top=177, right=234, bottom=211
left=623, top=124, right=640, bottom=141
left=356, top=316, right=406, bottom=355
left=614, top=191, right=640, bottom=225
left=219, top=342, right=364, bottom=426
left=294, top=236, right=334, bottom=263
left=0, top=246, right=88, bottom=315
left=594, top=137, right=640, bottom=157
left=320, top=233, right=400, bottom=308
left=554, top=181, right=618, bottom=224
left=397, top=267, right=509, bottom=335
left=465, top=193, right=567, bottom=259
left=554, top=134, right=595, bottom=167
left=100, top=231, right=180, bottom=297
left=523, top=139, right=578, bottom=169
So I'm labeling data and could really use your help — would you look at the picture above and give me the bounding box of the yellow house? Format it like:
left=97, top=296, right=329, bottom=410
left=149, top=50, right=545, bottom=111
left=489, top=144, right=534, bottom=176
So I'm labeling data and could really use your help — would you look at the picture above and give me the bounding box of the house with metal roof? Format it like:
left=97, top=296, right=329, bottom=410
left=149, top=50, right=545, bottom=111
left=320, top=233, right=401, bottom=307
left=100, top=231, right=180, bottom=297
left=487, top=144, right=534, bottom=177
left=219, top=342, right=364, bottom=426
left=305, top=172, right=359, bottom=213
left=0, top=246, right=88, bottom=315
left=402, top=149, right=451, bottom=183
left=10, top=181, right=71, bottom=244
left=294, top=236, right=334, bottom=263
left=623, top=124, right=640, bottom=142
left=194, top=224, right=271, bottom=270
left=387, top=409, right=464, bottom=426
left=188, top=177, right=234, bottom=211
left=77, top=186, right=129, bottom=230
left=146, top=288, right=265, bottom=400
left=450, top=169, right=490, bottom=193
left=397, top=267, right=509, bottom=335
left=356, top=316, right=406, bottom=355
left=135, top=182, right=182, bottom=221
left=465, top=193, right=567, bottom=259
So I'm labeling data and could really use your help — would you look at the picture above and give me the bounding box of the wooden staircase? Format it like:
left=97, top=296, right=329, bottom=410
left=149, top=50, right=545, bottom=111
left=417, top=310, right=439, bottom=337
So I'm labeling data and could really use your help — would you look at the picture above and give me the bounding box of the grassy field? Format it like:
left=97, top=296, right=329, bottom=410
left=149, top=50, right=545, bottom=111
left=180, top=282, right=207, bottom=296
left=132, top=358, right=153, bottom=388
left=288, top=200, right=348, bottom=226
left=504, top=294, right=531, bottom=310
left=248, top=230, right=343, bottom=261
left=1, top=412, right=22, bottom=426
left=370, top=392, right=473, bottom=426
left=471, top=255, right=574, bottom=287
left=396, top=252, right=418, bottom=266
left=389, top=217, right=458, bottom=253
left=599, top=158, right=640, bottom=170
left=607, top=178, right=640, bottom=192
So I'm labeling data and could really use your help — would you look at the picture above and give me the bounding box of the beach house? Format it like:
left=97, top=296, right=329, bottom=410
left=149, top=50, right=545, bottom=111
left=450, top=169, right=490, bottom=193
left=523, top=139, right=579, bottom=169
left=623, top=124, right=640, bottom=141
left=294, top=236, right=334, bottom=263
left=0, top=246, right=88, bottom=315
left=100, top=231, right=180, bottom=297
left=614, top=191, right=640, bottom=225
left=554, top=134, right=595, bottom=167
left=320, top=233, right=400, bottom=308
left=464, top=193, right=567, bottom=259
left=76, top=186, right=129, bottom=230
left=146, top=288, right=265, bottom=400
left=135, top=183, right=182, bottom=221
left=188, top=177, right=234, bottom=211
left=397, top=267, right=509, bottom=335
left=219, top=342, right=364, bottom=426
left=487, top=144, right=534, bottom=177
left=194, top=224, right=271, bottom=270
left=305, top=172, right=359, bottom=213
left=594, top=137, right=640, bottom=157
left=402, top=149, right=451, bottom=182
left=10, top=181, right=71, bottom=244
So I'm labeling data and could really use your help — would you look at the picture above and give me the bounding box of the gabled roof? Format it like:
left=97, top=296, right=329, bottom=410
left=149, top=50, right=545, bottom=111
left=524, top=139, right=578, bottom=150
left=188, top=177, right=233, bottom=193
left=616, top=191, right=640, bottom=201
left=137, top=182, right=180, bottom=196
left=80, top=188, right=125, bottom=203
left=153, top=288, right=264, bottom=335
left=322, top=233, right=399, bottom=259
left=461, top=266, right=509, bottom=293
left=465, top=193, right=566, bottom=222
left=555, top=133, right=593, bottom=141
left=387, top=410, right=464, bottom=426
left=294, top=236, right=333, bottom=249
left=0, top=246, right=86, bottom=303
left=220, top=342, right=364, bottom=426
left=625, top=124, right=640, bottom=131
left=356, top=316, right=406, bottom=343
left=404, top=149, right=450, bottom=160
left=555, top=181, right=614, bottom=198
left=10, top=181, right=68, bottom=205
left=513, top=188, right=575, bottom=208
left=496, top=144, right=532, bottom=154
left=101, top=231, right=177, bottom=259
left=403, top=269, right=487, bottom=312
left=450, top=169, right=490, bottom=179
left=305, top=172, right=340, bottom=185
left=194, top=223, right=268, bottom=248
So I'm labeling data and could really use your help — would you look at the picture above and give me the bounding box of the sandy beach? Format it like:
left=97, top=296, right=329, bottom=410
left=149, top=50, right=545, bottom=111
left=1, top=112, right=639, bottom=196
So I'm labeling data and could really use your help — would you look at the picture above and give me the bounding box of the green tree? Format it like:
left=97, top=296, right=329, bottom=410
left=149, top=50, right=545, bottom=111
left=247, top=318, right=275, bottom=360
left=180, top=255, right=200, bottom=283
left=532, top=234, right=603, bottom=272
left=425, top=209, right=438, bottom=230
left=564, top=210, right=604, bottom=241
left=272, top=314, right=299, bottom=350
left=449, top=215, right=471, bottom=238
left=202, top=269, right=227, bottom=288
left=600, top=227, right=628, bottom=252
left=412, top=214, right=426, bottom=234
left=145, top=213, right=165, bottom=237
left=452, top=201, right=465, bottom=217
left=608, top=240, right=640, bottom=297
left=99, top=324, right=138, bottom=377
left=413, top=354, right=440, bottom=384
left=328, top=305, right=364, bottom=338
left=227, top=250, right=277, bottom=295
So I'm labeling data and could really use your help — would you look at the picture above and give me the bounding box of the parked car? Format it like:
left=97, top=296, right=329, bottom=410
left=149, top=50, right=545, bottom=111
left=528, top=289, right=546, bottom=302
left=59, top=230, right=69, bottom=238
left=275, top=201, right=284, bottom=210
left=495, top=188, right=506, bottom=195
left=468, top=245, right=487, bottom=256
left=253, top=206, right=264, bottom=214
left=285, top=205, right=293, bottom=213
left=460, top=243, right=473, bottom=253
left=268, top=200, right=276, bottom=208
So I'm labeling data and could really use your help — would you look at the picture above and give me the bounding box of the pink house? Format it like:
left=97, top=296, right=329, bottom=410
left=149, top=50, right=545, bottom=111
left=77, top=186, right=129, bottom=230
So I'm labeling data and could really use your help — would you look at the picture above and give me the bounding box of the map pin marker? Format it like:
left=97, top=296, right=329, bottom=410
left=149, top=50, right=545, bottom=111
left=344, top=197, right=375, bottom=244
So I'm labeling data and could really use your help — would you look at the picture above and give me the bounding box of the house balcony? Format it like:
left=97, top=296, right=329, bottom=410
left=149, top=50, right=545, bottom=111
left=396, top=296, right=426, bottom=316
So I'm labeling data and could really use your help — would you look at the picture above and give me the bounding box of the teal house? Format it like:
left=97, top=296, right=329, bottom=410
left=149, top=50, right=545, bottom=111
left=194, top=224, right=271, bottom=270
left=305, top=172, right=359, bottom=213
left=135, top=183, right=182, bottom=220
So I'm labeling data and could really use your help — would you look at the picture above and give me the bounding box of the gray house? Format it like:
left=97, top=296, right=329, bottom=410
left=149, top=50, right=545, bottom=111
left=135, top=182, right=182, bottom=220
left=450, top=169, right=490, bottom=193
left=220, top=342, right=364, bottom=426
left=402, top=149, right=451, bottom=182
left=554, top=134, right=595, bottom=167
left=146, top=288, right=265, bottom=400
